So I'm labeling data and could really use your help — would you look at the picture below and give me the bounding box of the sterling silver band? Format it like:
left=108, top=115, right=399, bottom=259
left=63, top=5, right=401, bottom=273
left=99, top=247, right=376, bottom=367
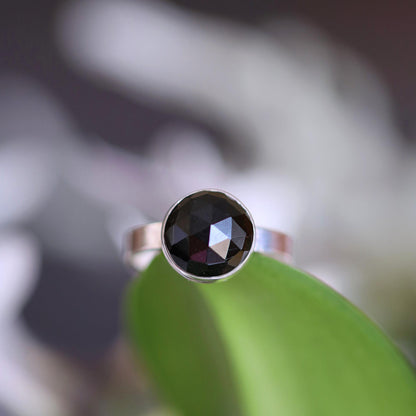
left=125, top=222, right=293, bottom=273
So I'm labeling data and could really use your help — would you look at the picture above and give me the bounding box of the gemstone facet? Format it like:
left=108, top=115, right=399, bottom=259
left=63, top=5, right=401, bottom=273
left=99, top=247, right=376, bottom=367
left=163, top=190, right=254, bottom=279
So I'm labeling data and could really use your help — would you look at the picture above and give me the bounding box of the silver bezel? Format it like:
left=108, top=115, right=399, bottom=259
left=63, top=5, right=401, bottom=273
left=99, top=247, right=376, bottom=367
left=161, top=189, right=256, bottom=283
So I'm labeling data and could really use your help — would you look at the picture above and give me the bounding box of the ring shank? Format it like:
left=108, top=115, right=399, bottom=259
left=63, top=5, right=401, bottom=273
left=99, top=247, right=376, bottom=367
left=125, top=222, right=293, bottom=272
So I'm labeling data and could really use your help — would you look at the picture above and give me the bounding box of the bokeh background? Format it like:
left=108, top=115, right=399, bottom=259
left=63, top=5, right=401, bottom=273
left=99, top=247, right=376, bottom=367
left=1, top=0, right=416, bottom=414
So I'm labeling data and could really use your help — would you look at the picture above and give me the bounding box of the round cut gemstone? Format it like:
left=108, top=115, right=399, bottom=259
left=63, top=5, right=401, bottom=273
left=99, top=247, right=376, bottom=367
left=163, top=190, right=254, bottom=278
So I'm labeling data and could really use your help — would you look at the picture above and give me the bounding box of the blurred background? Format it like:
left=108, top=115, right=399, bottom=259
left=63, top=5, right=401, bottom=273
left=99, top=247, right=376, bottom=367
left=1, top=0, right=416, bottom=414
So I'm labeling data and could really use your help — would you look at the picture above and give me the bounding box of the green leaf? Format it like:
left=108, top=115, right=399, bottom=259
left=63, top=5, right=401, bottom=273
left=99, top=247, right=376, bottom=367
left=124, top=253, right=416, bottom=416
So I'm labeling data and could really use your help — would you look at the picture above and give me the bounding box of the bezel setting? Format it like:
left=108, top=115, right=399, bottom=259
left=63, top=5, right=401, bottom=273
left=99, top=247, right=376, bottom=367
left=161, top=189, right=256, bottom=283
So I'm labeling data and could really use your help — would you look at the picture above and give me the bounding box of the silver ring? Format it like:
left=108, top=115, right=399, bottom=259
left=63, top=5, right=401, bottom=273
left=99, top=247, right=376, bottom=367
left=124, top=189, right=293, bottom=283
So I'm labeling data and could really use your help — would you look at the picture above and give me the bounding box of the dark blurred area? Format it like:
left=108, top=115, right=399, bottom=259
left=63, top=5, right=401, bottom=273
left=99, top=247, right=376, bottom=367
left=2, top=0, right=416, bottom=144
left=1, top=0, right=416, bottom=415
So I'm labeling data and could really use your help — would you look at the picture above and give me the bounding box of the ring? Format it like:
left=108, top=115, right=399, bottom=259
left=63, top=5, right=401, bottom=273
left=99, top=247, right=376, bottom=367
left=124, top=189, right=293, bottom=283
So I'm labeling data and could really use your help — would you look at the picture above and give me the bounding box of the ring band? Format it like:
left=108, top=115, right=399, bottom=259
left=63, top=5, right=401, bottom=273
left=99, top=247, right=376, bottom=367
left=126, top=222, right=292, bottom=270
left=124, top=190, right=293, bottom=282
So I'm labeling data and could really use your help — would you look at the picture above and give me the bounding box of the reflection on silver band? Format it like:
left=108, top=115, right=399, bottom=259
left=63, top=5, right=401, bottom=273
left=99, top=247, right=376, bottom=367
left=125, top=222, right=293, bottom=273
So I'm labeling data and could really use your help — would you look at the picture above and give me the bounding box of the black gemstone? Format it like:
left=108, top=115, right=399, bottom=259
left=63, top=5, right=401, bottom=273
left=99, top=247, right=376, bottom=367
left=163, top=191, right=254, bottom=278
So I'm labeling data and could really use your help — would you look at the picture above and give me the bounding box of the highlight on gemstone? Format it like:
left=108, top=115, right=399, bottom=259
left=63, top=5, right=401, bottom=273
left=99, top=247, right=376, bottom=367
left=163, top=190, right=254, bottom=278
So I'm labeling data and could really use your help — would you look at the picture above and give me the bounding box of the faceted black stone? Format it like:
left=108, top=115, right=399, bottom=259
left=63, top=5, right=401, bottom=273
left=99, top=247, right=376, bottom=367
left=163, top=191, right=254, bottom=278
